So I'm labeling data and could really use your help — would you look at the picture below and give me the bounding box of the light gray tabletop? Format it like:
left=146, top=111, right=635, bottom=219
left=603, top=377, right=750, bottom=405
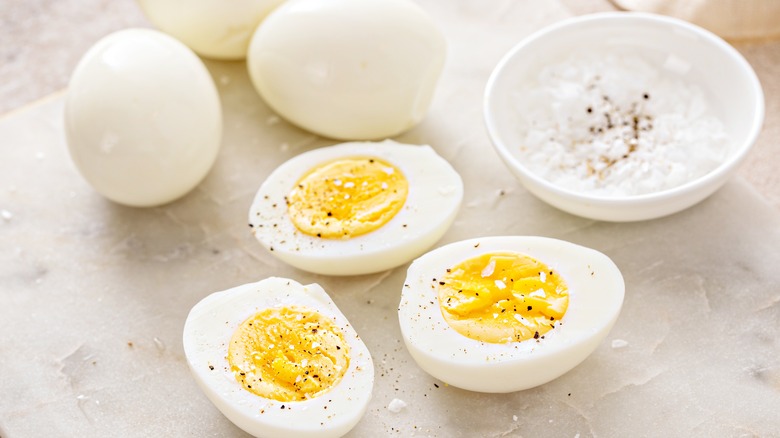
left=1, top=1, right=779, bottom=437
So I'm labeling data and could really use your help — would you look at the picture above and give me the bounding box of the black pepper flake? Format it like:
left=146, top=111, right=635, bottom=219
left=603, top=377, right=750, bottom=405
left=533, top=331, right=540, bottom=339
left=248, top=224, right=254, bottom=228
left=527, top=306, right=532, bottom=311
left=586, top=107, right=593, bottom=113
left=439, top=281, right=445, bottom=285
left=336, top=346, right=341, bottom=350
left=208, top=365, right=214, bottom=370
left=434, top=383, right=439, bottom=388
left=281, top=405, right=285, bottom=409
left=643, top=93, right=649, bottom=100
left=327, top=212, right=332, bottom=217
left=550, top=316, right=555, bottom=321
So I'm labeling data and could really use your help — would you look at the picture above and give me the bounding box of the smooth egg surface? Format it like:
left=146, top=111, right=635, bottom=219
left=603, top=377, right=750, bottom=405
left=183, top=277, right=374, bottom=438
left=64, top=28, right=221, bottom=207
left=138, top=0, right=286, bottom=60
left=399, top=236, right=624, bottom=393
left=247, top=0, right=446, bottom=140
left=249, top=140, right=463, bottom=276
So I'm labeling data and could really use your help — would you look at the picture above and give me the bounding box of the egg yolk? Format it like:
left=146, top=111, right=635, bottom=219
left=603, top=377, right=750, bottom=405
left=287, top=157, right=408, bottom=239
left=437, top=252, right=569, bottom=344
left=227, top=306, right=350, bottom=402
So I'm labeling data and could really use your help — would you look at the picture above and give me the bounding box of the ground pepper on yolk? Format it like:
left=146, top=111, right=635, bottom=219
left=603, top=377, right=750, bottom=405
left=286, top=157, right=408, bottom=239
left=437, top=252, right=569, bottom=343
left=227, top=306, right=350, bottom=402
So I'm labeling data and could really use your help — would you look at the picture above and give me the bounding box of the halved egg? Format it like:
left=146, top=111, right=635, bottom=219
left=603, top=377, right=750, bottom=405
left=398, top=236, right=624, bottom=393
left=183, top=277, right=374, bottom=437
left=249, top=140, right=463, bottom=275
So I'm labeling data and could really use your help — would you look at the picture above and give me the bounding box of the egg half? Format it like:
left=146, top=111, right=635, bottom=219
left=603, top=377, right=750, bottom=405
left=246, top=0, right=446, bottom=140
left=183, top=277, right=374, bottom=438
left=249, top=140, right=463, bottom=276
left=398, top=236, right=624, bottom=393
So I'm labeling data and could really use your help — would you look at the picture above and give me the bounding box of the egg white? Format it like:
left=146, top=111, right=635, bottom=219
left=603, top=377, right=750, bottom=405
left=64, top=28, right=221, bottom=207
left=139, top=0, right=285, bottom=60
left=183, top=277, right=374, bottom=438
left=249, top=140, right=463, bottom=275
left=246, top=0, right=446, bottom=140
left=398, top=236, right=625, bottom=393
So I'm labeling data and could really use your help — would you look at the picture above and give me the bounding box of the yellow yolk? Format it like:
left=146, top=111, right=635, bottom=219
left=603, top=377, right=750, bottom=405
left=286, top=157, right=408, bottom=239
left=437, top=252, right=569, bottom=344
left=227, top=306, right=350, bottom=402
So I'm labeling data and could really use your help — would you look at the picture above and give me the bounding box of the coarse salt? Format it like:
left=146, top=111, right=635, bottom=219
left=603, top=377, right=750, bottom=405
left=513, top=51, right=728, bottom=197
left=387, top=398, right=407, bottom=413
left=611, top=339, right=629, bottom=349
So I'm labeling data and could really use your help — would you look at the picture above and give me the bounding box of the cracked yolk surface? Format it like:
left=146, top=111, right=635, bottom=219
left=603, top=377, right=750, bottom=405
left=228, top=306, right=350, bottom=402
left=437, top=252, right=569, bottom=344
left=286, top=157, right=408, bottom=239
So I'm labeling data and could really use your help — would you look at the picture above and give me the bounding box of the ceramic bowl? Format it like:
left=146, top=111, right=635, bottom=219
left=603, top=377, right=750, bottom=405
left=484, top=12, right=764, bottom=221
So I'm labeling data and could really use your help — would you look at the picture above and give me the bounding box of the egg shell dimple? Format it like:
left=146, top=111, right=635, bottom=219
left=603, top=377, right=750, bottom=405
left=398, top=236, right=625, bottom=393
left=64, top=28, right=222, bottom=207
left=249, top=140, right=464, bottom=276
left=246, top=0, right=446, bottom=140
left=183, top=277, right=374, bottom=438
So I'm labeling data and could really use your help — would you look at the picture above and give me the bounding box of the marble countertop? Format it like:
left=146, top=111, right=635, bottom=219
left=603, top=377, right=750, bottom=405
left=1, top=1, right=779, bottom=437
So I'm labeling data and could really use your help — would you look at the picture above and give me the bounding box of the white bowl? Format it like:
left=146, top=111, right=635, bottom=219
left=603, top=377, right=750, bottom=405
left=484, top=12, right=764, bottom=222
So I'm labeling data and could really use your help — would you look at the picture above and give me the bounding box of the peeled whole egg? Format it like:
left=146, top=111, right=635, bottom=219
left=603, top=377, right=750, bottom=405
left=249, top=140, right=463, bottom=276
left=64, top=28, right=221, bottom=207
left=183, top=277, right=374, bottom=438
left=138, top=0, right=286, bottom=60
left=398, top=236, right=625, bottom=393
left=246, top=0, right=447, bottom=140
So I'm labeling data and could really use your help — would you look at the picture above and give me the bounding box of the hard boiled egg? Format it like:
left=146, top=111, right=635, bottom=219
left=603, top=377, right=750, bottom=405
left=399, top=236, right=624, bottom=392
left=246, top=0, right=446, bottom=140
left=138, top=0, right=286, bottom=60
left=249, top=140, right=463, bottom=276
left=64, top=29, right=221, bottom=207
left=183, top=277, right=374, bottom=438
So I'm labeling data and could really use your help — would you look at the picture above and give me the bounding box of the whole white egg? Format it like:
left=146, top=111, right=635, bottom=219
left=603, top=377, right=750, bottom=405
left=64, top=28, right=221, bottom=207
left=399, top=236, right=625, bottom=393
left=249, top=140, right=463, bottom=276
left=183, top=277, right=374, bottom=438
left=138, top=0, right=286, bottom=60
left=246, top=0, right=447, bottom=140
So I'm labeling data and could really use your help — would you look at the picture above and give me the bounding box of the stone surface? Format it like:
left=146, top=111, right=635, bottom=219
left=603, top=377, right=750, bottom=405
left=1, top=1, right=780, bottom=437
